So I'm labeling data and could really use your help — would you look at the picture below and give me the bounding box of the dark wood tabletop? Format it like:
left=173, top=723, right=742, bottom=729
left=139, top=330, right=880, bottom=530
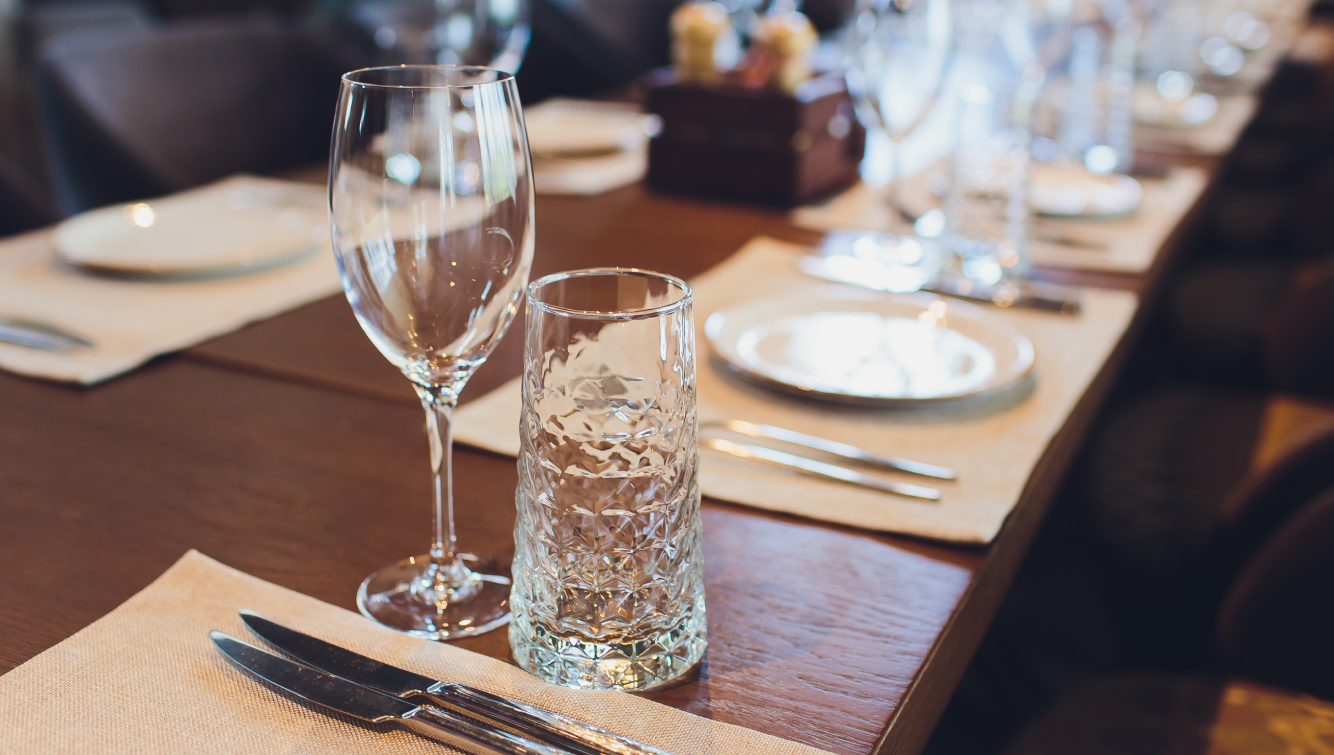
left=0, top=181, right=1200, bottom=755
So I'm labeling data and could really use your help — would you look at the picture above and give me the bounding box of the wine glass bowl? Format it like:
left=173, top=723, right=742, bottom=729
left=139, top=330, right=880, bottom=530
left=330, top=65, right=534, bottom=639
left=845, top=0, right=954, bottom=227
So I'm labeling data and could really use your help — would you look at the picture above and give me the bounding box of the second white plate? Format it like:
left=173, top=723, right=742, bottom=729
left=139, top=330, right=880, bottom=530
left=705, top=291, right=1035, bottom=405
left=54, top=175, right=328, bottom=276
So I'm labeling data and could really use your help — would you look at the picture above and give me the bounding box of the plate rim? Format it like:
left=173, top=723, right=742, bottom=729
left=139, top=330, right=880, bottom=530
left=704, top=290, right=1036, bottom=406
left=51, top=192, right=326, bottom=275
left=1032, top=168, right=1143, bottom=220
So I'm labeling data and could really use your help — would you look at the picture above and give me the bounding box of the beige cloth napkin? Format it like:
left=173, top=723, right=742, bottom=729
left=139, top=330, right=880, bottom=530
left=0, top=550, right=830, bottom=755
left=455, top=236, right=1138, bottom=544
left=0, top=181, right=342, bottom=384
left=791, top=168, right=1207, bottom=275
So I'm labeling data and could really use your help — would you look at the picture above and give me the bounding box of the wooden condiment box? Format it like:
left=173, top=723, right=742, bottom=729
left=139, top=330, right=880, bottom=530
left=645, top=71, right=865, bottom=206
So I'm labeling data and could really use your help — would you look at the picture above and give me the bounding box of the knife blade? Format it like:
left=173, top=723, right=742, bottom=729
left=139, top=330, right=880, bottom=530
left=799, top=255, right=1082, bottom=315
left=239, top=611, right=674, bottom=755
left=924, top=274, right=1083, bottom=315
left=702, top=438, right=942, bottom=501
left=703, top=419, right=957, bottom=481
left=209, top=631, right=565, bottom=755
left=0, top=316, right=95, bottom=352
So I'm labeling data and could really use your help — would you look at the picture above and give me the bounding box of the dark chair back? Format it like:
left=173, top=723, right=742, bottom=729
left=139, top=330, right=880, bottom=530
left=1262, top=261, right=1334, bottom=398
left=0, top=153, right=58, bottom=236
left=1209, top=420, right=1334, bottom=595
left=1217, top=486, right=1334, bottom=700
left=514, top=0, right=678, bottom=102
left=37, top=20, right=350, bottom=215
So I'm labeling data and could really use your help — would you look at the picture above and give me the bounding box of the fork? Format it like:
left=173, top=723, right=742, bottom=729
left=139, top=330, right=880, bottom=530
left=700, top=420, right=957, bottom=481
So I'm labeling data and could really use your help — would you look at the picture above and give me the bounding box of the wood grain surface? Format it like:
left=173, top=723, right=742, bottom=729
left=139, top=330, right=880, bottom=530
left=0, top=178, right=1207, bottom=754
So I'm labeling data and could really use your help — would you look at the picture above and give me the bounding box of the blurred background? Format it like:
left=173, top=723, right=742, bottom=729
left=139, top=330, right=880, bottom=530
left=0, top=0, right=698, bottom=222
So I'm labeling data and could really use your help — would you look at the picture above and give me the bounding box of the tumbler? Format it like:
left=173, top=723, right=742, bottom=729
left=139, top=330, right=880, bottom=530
left=509, top=268, right=706, bottom=692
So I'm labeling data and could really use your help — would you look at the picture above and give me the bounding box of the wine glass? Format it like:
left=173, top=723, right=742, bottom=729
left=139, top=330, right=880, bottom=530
left=845, top=0, right=954, bottom=230
left=330, top=65, right=534, bottom=639
left=359, top=0, right=531, bottom=73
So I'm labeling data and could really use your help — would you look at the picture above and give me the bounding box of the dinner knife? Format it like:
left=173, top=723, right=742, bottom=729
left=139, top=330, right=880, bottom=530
left=702, top=419, right=957, bottom=481
left=239, top=611, right=674, bottom=755
left=799, top=255, right=1082, bottom=315
left=209, top=631, right=565, bottom=755
left=702, top=437, right=942, bottom=501
left=925, top=274, right=1082, bottom=315
left=0, top=316, right=95, bottom=352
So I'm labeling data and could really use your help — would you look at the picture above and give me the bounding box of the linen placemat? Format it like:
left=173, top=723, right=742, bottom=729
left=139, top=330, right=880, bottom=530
left=1134, top=95, right=1257, bottom=157
left=455, top=236, right=1138, bottom=544
left=0, top=550, right=830, bottom=755
left=526, top=99, right=649, bottom=196
left=0, top=179, right=342, bottom=385
left=534, top=147, right=647, bottom=196
left=791, top=168, right=1207, bottom=275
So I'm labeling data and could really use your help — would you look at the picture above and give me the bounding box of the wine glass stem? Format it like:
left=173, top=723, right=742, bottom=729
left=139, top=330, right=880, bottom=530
left=417, top=384, right=466, bottom=584
left=886, top=137, right=907, bottom=227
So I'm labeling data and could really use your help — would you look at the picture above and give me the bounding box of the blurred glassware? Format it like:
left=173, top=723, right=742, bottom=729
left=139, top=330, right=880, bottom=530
left=1026, top=0, right=1140, bottom=174
left=330, top=65, right=535, bottom=640
left=845, top=0, right=953, bottom=232
left=1194, top=2, right=1271, bottom=79
left=354, top=0, right=530, bottom=72
left=1139, top=0, right=1203, bottom=82
left=942, top=0, right=1040, bottom=286
left=1134, top=0, right=1233, bottom=116
left=510, top=268, right=706, bottom=692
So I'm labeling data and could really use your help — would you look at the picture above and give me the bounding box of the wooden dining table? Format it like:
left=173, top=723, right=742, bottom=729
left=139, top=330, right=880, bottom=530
left=0, top=176, right=1199, bottom=755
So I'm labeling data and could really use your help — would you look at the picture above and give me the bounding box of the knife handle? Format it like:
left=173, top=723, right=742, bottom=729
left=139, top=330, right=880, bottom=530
left=426, top=685, right=675, bottom=755
left=402, top=705, right=569, bottom=755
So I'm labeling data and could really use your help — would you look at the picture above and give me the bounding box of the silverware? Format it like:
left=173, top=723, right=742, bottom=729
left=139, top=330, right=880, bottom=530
left=702, top=420, right=956, bottom=481
left=925, top=275, right=1082, bottom=315
left=209, top=631, right=565, bottom=755
left=800, top=254, right=1081, bottom=315
left=702, top=437, right=942, bottom=501
left=1034, top=232, right=1108, bottom=251
left=0, top=316, right=95, bottom=352
left=239, top=611, right=673, bottom=755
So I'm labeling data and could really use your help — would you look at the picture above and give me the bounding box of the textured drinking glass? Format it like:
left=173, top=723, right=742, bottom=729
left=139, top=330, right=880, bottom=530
left=510, top=269, right=707, bottom=692
left=331, top=65, right=534, bottom=639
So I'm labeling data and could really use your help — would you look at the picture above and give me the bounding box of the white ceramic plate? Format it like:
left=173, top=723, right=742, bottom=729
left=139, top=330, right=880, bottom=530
left=705, top=290, right=1035, bottom=405
left=1031, top=163, right=1142, bottom=219
left=53, top=176, right=328, bottom=276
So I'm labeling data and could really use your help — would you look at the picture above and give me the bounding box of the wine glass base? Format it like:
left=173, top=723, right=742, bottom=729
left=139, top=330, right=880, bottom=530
left=357, top=555, right=511, bottom=640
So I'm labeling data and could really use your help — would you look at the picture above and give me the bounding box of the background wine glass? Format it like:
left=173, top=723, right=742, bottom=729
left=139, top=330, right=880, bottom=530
left=845, top=0, right=954, bottom=230
left=1024, top=0, right=1141, bottom=174
left=355, top=0, right=531, bottom=73
left=330, top=65, right=535, bottom=640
